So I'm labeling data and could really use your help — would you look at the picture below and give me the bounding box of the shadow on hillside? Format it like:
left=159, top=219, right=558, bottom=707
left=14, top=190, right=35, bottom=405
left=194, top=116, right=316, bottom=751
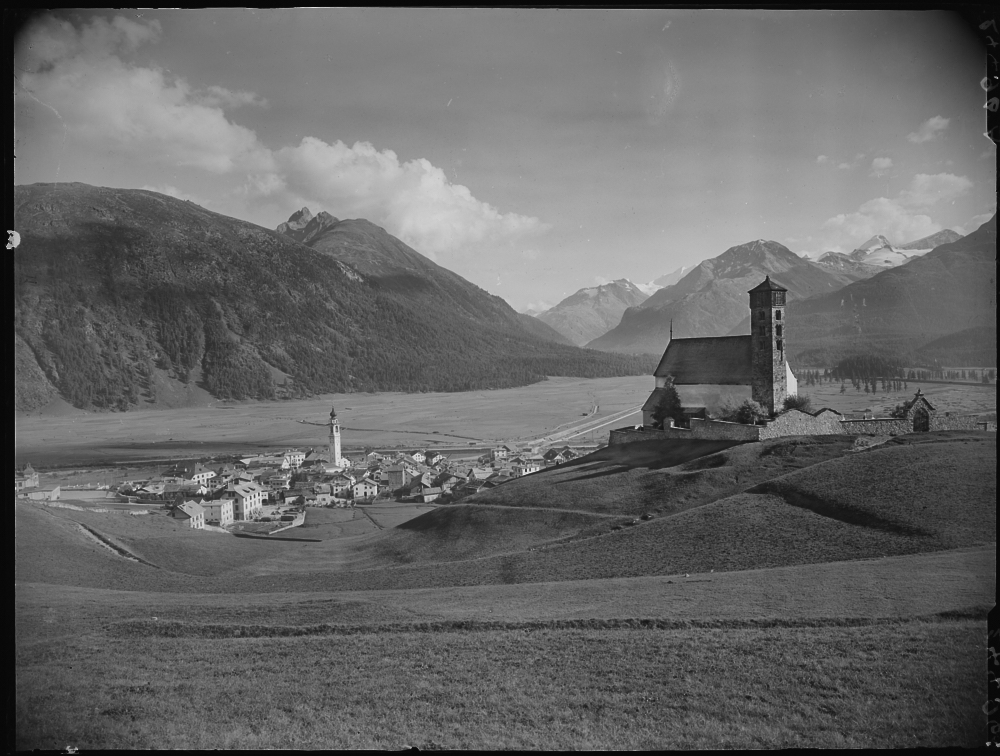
left=748, top=480, right=934, bottom=538
left=551, top=440, right=743, bottom=483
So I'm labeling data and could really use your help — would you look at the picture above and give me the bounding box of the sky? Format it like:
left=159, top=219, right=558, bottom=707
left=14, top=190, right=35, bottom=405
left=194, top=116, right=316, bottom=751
left=14, top=9, right=997, bottom=312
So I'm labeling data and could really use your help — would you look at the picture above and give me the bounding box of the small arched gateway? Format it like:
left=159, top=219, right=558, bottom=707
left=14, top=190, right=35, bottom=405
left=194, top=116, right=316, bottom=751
left=912, top=406, right=930, bottom=432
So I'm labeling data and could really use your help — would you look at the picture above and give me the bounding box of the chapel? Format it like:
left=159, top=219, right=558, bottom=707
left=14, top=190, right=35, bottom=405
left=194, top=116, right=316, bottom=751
left=642, top=276, right=798, bottom=425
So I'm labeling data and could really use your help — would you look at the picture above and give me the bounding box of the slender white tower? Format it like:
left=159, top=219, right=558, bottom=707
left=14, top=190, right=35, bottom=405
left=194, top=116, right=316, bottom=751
left=329, top=406, right=343, bottom=467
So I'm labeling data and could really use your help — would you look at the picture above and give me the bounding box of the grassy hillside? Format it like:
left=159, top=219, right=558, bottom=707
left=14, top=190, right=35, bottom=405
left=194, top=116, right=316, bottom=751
left=13, top=183, right=653, bottom=411
left=16, top=430, right=993, bottom=750
left=19, top=432, right=994, bottom=595
left=463, top=436, right=854, bottom=516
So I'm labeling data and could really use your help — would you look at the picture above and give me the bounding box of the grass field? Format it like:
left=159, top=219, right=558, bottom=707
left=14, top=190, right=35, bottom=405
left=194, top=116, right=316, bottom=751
left=14, top=375, right=651, bottom=466
left=15, top=428, right=995, bottom=749
left=15, top=617, right=987, bottom=750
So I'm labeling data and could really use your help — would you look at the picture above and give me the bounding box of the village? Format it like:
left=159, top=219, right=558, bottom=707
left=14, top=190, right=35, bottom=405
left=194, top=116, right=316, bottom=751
left=13, top=409, right=587, bottom=532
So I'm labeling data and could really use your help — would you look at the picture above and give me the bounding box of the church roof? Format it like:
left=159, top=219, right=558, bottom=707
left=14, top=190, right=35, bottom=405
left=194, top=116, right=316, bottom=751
left=748, top=275, right=787, bottom=293
left=641, top=387, right=672, bottom=412
left=653, top=335, right=753, bottom=385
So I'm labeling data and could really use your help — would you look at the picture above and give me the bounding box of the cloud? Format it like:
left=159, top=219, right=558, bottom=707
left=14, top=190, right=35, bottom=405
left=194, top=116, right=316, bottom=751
left=816, top=173, right=973, bottom=252
left=271, top=137, right=549, bottom=258
left=16, top=14, right=548, bottom=259
left=17, top=15, right=272, bottom=174
left=818, top=152, right=864, bottom=170
left=870, top=157, right=893, bottom=176
left=968, top=209, right=997, bottom=230
left=907, top=115, right=949, bottom=144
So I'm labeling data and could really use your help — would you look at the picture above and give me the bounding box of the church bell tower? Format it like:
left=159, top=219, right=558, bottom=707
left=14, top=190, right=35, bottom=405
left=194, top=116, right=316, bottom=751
left=749, top=276, right=788, bottom=416
left=329, top=406, right=343, bottom=466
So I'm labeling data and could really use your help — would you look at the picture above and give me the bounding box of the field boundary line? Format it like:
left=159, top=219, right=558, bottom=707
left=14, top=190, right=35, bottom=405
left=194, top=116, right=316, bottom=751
left=107, top=607, right=991, bottom=639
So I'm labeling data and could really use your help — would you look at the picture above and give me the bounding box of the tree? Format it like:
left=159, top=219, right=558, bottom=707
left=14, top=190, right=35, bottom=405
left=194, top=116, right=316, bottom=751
left=719, top=398, right=768, bottom=425
left=782, top=394, right=812, bottom=413
left=650, top=375, right=685, bottom=429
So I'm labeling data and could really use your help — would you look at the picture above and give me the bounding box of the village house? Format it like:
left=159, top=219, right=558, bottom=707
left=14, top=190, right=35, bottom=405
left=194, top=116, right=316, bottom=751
left=217, top=481, right=266, bottom=520
left=198, top=497, right=235, bottom=526
left=387, top=466, right=412, bottom=490
left=168, top=500, right=206, bottom=529
left=19, top=485, right=61, bottom=501
left=164, top=461, right=218, bottom=485
left=542, top=449, right=567, bottom=466
left=512, top=460, right=543, bottom=477
left=15, top=463, right=40, bottom=492
left=282, top=449, right=306, bottom=468
left=352, top=479, right=379, bottom=501
left=420, top=486, right=443, bottom=503
left=490, top=445, right=516, bottom=462
left=267, top=472, right=292, bottom=490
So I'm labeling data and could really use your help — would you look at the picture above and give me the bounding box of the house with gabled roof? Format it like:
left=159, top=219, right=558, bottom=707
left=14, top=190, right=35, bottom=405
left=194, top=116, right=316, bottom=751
left=169, top=500, right=206, bottom=529
left=15, top=463, right=39, bottom=492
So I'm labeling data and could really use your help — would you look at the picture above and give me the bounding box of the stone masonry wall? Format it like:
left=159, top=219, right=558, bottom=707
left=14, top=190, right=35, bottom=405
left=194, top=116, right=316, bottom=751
left=608, top=427, right=693, bottom=445
left=837, top=418, right=912, bottom=435
left=688, top=418, right=762, bottom=441
left=759, top=409, right=844, bottom=439
left=609, top=412, right=994, bottom=446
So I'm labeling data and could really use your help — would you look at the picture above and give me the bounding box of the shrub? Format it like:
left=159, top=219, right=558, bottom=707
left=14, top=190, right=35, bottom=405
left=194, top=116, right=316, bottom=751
left=782, top=394, right=812, bottom=413
left=718, top=398, right=769, bottom=425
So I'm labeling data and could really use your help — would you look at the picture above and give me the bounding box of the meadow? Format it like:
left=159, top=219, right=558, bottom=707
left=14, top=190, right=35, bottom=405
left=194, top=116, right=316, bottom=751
left=13, top=375, right=651, bottom=466
left=15, top=428, right=995, bottom=749
left=15, top=375, right=995, bottom=469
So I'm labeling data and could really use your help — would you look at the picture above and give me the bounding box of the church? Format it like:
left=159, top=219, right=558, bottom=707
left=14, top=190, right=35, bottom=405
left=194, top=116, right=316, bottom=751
left=642, top=276, right=798, bottom=426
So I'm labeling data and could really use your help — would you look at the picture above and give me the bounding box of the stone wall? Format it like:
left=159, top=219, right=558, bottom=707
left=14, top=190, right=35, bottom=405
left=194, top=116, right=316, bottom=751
left=609, top=411, right=994, bottom=446
left=688, top=418, right=762, bottom=441
left=838, top=418, right=913, bottom=435
left=608, top=427, right=691, bottom=445
left=759, top=409, right=844, bottom=439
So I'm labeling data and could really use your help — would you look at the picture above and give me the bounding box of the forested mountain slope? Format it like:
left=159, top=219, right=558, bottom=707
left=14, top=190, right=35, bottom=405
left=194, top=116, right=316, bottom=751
left=13, top=184, right=652, bottom=411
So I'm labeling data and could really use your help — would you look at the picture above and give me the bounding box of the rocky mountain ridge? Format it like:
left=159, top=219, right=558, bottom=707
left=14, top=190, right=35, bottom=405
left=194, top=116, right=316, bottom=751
left=586, top=239, right=859, bottom=354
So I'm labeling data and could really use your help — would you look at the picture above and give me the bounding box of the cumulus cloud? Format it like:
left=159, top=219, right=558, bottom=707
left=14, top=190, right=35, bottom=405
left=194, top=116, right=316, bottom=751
left=816, top=173, right=973, bottom=253
left=870, top=157, right=893, bottom=176
left=17, top=15, right=272, bottom=174
left=271, top=137, right=549, bottom=258
left=907, top=115, right=949, bottom=144
left=16, top=14, right=548, bottom=259
left=967, top=209, right=997, bottom=230
left=816, top=155, right=830, bottom=165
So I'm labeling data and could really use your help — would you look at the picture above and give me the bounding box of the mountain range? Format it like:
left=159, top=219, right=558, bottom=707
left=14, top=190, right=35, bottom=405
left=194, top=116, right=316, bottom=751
left=535, top=279, right=649, bottom=346
left=815, top=229, right=963, bottom=275
left=788, top=216, right=996, bottom=366
left=585, top=240, right=860, bottom=354
left=12, top=184, right=651, bottom=412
